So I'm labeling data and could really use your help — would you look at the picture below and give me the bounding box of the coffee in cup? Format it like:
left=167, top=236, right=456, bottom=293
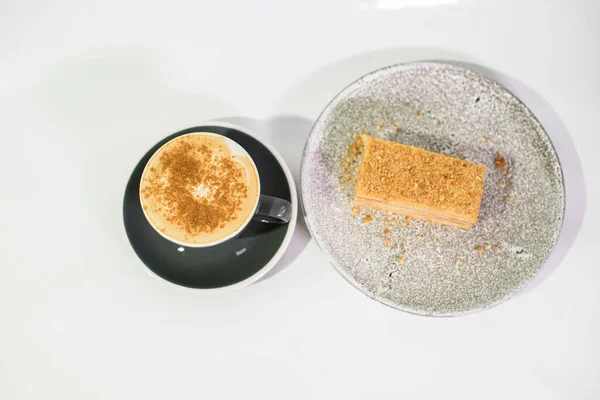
left=140, top=132, right=289, bottom=247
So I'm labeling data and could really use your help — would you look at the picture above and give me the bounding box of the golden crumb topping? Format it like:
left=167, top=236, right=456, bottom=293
left=356, top=135, right=486, bottom=221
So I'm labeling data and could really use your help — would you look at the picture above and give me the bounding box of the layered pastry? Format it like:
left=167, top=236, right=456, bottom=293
left=354, top=135, right=486, bottom=229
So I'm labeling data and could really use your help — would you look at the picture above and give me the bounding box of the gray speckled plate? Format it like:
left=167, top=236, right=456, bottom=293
left=301, top=62, right=565, bottom=316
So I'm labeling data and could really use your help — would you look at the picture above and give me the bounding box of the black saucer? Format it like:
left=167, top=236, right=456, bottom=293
left=123, top=125, right=294, bottom=289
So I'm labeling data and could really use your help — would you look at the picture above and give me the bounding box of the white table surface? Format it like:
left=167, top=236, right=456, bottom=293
left=1, top=0, right=599, bottom=398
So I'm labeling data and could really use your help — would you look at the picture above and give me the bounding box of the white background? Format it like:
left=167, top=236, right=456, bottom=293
left=1, top=0, right=599, bottom=399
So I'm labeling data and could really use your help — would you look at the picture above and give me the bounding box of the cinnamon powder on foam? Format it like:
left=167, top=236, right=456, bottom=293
left=141, top=138, right=249, bottom=236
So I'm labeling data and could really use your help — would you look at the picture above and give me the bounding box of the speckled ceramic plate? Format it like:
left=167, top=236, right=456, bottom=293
left=301, top=62, right=565, bottom=316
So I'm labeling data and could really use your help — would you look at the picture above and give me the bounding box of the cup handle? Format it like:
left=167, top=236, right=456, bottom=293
left=254, top=195, right=291, bottom=224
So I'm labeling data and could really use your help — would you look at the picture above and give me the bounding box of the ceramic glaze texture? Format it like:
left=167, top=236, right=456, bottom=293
left=302, top=63, right=564, bottom=315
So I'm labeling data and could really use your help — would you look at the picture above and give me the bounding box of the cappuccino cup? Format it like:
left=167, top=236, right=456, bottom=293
left=139, top=132, right=290, bottom=247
